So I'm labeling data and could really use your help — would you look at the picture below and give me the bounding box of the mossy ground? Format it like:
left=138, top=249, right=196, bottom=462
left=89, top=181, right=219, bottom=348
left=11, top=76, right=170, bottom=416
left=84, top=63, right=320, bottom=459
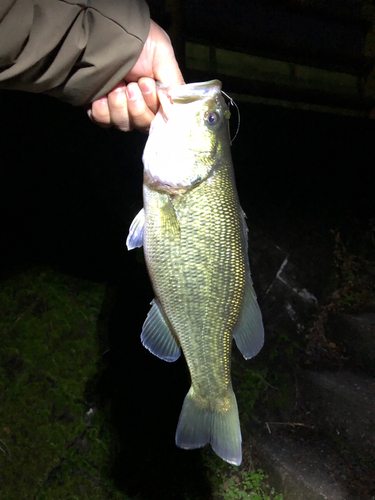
left=0, top=267, right=120, bottom=499
left=0, top=266, right=283, bottom=500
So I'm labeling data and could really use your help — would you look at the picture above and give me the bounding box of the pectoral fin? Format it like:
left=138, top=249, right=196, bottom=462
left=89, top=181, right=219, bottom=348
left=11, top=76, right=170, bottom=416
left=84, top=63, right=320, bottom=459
left=141, top=299, right=181, bottom=362
left=126, top=208, right=145, bottom=250
left=159, top=195, right=180, bottom=236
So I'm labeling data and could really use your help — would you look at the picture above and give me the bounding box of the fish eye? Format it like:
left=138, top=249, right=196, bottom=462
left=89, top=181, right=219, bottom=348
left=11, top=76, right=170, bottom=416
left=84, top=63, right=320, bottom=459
left=204, top=111, right=219, bottom=127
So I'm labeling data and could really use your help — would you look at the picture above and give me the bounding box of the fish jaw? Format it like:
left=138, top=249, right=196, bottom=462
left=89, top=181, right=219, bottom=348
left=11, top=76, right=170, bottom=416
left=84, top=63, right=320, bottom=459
left=143, top=81, right=231, bottom=194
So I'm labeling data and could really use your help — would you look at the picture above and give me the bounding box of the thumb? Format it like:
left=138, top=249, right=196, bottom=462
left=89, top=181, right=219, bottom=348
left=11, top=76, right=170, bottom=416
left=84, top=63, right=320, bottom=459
left=153, top=51, right=185, bottom=87
left=150, top=22, right=185, bottom=87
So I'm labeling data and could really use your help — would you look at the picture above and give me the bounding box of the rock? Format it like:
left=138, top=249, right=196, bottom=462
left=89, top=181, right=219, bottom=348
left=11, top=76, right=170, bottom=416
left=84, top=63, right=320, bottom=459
left=299, top=370, right=375, bottom=459
left=326, top=313, right=375, bottom=370
left=250, top=431, right=352, bottom=500
left=248, top=226, right=319, bottom=342
left=248, top=224, right=289, bottom=299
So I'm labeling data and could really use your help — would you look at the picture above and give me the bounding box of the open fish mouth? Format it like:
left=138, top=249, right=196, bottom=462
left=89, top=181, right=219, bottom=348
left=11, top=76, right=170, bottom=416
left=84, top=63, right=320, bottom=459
left=158, top=80, right=222, bottom=103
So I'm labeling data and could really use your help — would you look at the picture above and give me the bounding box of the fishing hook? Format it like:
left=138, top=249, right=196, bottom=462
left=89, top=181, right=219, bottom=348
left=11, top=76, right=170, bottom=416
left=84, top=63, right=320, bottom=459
left=221, top=90, right=241, bottom=145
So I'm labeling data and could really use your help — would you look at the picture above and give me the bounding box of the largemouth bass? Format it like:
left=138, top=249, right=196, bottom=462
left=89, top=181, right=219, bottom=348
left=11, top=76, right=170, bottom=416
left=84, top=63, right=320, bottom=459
left=126, top=80, right=264, bottom=465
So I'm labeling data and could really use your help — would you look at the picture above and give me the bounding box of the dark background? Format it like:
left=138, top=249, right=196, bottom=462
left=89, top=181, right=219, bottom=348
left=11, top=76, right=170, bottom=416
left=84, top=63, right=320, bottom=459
left=0, top=88, right=373, bottom=283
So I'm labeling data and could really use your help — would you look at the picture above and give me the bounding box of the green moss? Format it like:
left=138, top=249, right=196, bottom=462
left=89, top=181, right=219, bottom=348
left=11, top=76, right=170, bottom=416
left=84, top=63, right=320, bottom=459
left=202, top=451, right=283, bottom=500
left=232, top=363, right=270, bottom=423
left=0, top=267, right=126, bottom=499
left=0, top=266, right=285, bottom=499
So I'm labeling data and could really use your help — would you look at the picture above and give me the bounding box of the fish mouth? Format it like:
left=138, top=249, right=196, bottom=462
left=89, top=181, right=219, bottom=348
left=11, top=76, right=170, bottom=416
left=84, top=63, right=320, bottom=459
left=158, top=80, right=222, bottom=103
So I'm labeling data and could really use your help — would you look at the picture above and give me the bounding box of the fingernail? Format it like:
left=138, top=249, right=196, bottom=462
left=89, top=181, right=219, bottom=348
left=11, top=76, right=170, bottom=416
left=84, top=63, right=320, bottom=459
left=113, top=85, right=124, bottom=92
left=140, top=81, right=152, bottom=95
left=97, top=96, right=108, bottom=106
left=127, top=85, right=140, bottom=101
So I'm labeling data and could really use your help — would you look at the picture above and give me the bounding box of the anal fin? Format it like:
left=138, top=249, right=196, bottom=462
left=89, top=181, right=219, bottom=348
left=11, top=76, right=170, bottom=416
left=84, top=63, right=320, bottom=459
left=233, top=270, right=264, bottom=360
left=141, top=299, right=181, bottom=362
left=232, top=209, right=264, bottom=359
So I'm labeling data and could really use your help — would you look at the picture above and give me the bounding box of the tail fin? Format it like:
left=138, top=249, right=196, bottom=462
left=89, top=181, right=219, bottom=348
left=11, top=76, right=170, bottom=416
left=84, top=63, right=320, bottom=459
left=175, top=387, right=242, bottom=465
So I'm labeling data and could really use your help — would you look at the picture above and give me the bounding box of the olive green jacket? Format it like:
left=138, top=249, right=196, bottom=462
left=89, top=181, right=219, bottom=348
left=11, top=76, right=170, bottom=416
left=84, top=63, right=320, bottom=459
left=0, top=0, right=150, bottom=105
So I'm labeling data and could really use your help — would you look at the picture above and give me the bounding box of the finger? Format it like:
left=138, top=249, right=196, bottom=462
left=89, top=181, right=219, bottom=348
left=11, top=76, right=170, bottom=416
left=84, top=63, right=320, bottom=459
left=126, top=82, right=156, bottom=133
left=150, top=22, right=185, bottom=87
left=107, top=84, right=132, bottom=132
left=138, top=77, right=158, bottom=115
left=90, top=96, right=112, bottom=128
left=153, top=50, right=185, bottom=87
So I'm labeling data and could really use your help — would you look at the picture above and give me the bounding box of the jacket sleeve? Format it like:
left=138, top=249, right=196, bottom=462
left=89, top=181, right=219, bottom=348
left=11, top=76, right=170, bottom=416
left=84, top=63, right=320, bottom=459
left=0, top=0, right=150, bottom=105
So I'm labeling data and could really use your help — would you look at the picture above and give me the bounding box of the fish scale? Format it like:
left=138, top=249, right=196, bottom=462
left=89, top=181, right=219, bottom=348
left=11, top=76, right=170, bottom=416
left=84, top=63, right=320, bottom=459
left=126, top=80, right=264, bottom=465
left=145, top=171, right=242, bottom=395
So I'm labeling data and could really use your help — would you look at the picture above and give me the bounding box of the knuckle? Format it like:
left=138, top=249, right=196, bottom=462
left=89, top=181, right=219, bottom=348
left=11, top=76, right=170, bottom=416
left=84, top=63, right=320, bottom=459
left=113, top=118, right=132, bottom=132
left=91, top=104, right=110, bottom=123
left=108, top=90, right=127, bottom=109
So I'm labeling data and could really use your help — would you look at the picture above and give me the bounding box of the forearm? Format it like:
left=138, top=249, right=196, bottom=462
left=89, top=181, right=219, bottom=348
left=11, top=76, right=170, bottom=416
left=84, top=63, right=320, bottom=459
left=0, top=0, right=150, bottom=105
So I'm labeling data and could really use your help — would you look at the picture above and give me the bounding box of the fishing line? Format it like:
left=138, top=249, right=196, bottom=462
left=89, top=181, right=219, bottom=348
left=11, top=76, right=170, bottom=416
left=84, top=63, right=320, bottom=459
left=221, top=90, right=241, bottom=145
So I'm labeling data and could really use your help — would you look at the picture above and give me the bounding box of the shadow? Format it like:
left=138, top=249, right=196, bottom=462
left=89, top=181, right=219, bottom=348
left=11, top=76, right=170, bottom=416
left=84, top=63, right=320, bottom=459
left=0, top=90, right=145, bottom=283
left=0, top=90, right=213, bottom=499
left=94, top=272, right=213, bottom=500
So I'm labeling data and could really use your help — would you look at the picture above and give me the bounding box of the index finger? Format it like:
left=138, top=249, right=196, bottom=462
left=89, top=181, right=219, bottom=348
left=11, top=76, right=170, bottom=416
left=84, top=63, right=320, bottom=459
left=126, top=82, right=156, bottom=133
left=153, top=53, right=185, bottom=87
left=151, top=27, right=185, bottom=88
left=138, top=77, right=159, bottom=115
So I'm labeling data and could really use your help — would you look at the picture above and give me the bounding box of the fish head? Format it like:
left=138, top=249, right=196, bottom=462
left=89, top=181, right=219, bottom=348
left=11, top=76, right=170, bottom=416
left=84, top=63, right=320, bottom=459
left=143, top=80, right=231, bottom=194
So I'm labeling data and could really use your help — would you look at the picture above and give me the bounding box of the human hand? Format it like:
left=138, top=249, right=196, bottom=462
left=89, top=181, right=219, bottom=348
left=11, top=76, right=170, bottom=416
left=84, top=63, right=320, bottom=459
left=87, top=20, right=184, bottom=133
